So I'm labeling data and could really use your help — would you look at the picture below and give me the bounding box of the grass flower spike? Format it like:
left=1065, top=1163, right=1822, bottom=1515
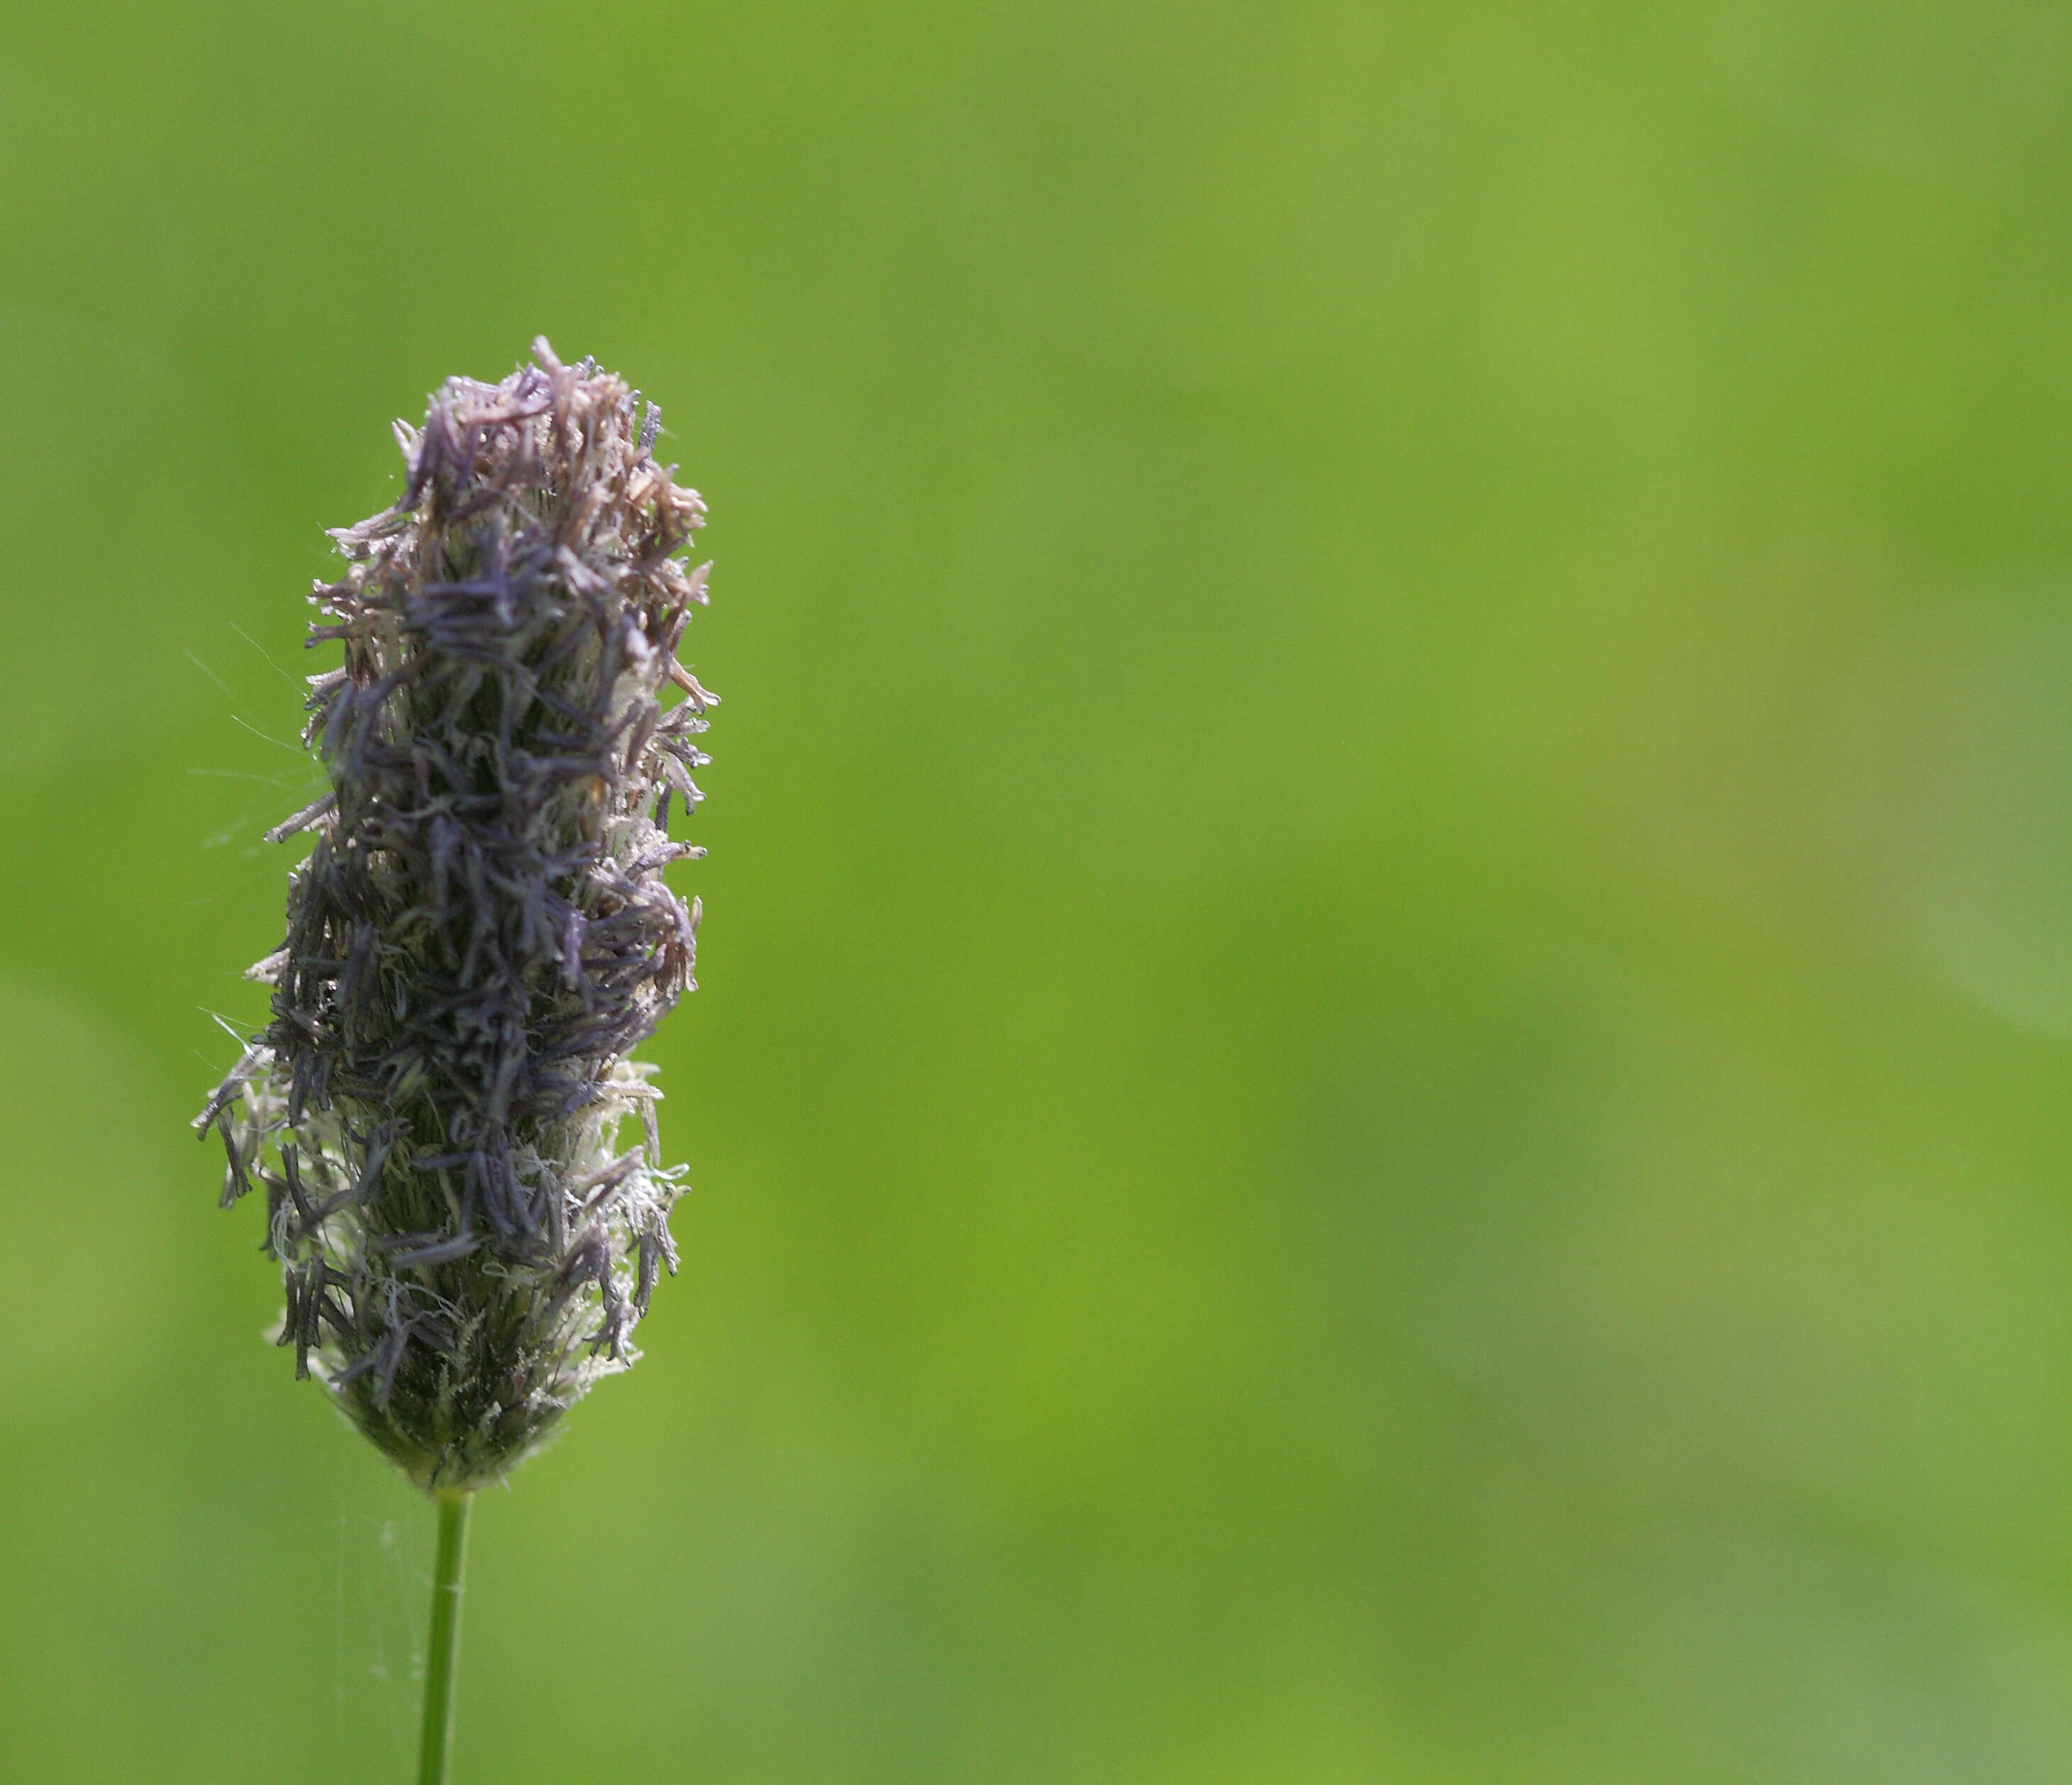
left=199, top=338, right=717, bottom=1497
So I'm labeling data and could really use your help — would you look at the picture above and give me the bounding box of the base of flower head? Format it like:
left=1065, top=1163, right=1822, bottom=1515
left=315, top=1322, right=638, bottom=1495
left=212, top=1043, right=683, bottom=1492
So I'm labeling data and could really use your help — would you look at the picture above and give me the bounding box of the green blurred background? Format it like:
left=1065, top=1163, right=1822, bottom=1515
left=4, top=2, right=2072, bottom=1779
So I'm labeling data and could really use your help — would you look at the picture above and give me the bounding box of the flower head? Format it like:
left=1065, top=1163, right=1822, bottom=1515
left=198, top=339, right=717, bottom=1493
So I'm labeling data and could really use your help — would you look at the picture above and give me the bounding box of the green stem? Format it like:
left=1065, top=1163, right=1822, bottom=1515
left=416, top=1493, right=473, bottom=1785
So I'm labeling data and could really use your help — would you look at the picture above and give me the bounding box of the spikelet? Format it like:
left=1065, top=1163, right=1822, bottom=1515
left=197, top=339, right=717, bottom=1492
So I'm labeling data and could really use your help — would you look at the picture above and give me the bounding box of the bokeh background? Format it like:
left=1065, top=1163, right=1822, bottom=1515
left=4, top=2, right=2072, bottom=1780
